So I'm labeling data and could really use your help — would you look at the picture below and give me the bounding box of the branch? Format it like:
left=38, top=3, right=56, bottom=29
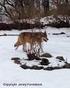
left=0, top=2, right=13, bottom=19
left=6, top=0, right=15, bottom=8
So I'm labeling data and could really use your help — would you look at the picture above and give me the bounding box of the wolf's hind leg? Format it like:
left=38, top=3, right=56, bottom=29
left=23, top=44, right=27, bottom=52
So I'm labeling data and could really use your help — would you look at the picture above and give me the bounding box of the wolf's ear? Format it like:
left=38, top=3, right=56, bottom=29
left=44, top=31, right=46, bottom=34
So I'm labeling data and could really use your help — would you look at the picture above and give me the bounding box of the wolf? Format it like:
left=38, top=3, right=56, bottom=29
left=14, top=31, right=48, bottom=54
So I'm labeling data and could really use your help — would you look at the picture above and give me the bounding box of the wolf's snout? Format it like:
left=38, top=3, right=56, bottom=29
left=43, top=37, right=48, bottom=42
left=14, top=44, right=17, bottom=47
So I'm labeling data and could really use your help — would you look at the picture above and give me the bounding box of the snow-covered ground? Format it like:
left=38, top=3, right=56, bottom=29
left=0, top=27, right=70, bottom=88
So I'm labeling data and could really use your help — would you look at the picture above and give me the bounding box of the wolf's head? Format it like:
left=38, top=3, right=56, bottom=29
left=42, top=31, right=48, bottom=42
left=14, top=43, right=18, bottom=49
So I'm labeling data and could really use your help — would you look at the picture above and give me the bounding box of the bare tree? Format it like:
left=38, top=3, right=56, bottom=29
left=42, top=0, right=49, bottom=16
left=0, top=0, right=25, bottom=23
left=65, top=0, right=69, bottom=3
left=0, top=0, right=43, bottom=23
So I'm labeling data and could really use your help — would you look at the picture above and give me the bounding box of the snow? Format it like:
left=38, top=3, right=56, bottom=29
left=44, top=27, right=70, bottom=62
left=0, top=27, right=70, bottom=88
